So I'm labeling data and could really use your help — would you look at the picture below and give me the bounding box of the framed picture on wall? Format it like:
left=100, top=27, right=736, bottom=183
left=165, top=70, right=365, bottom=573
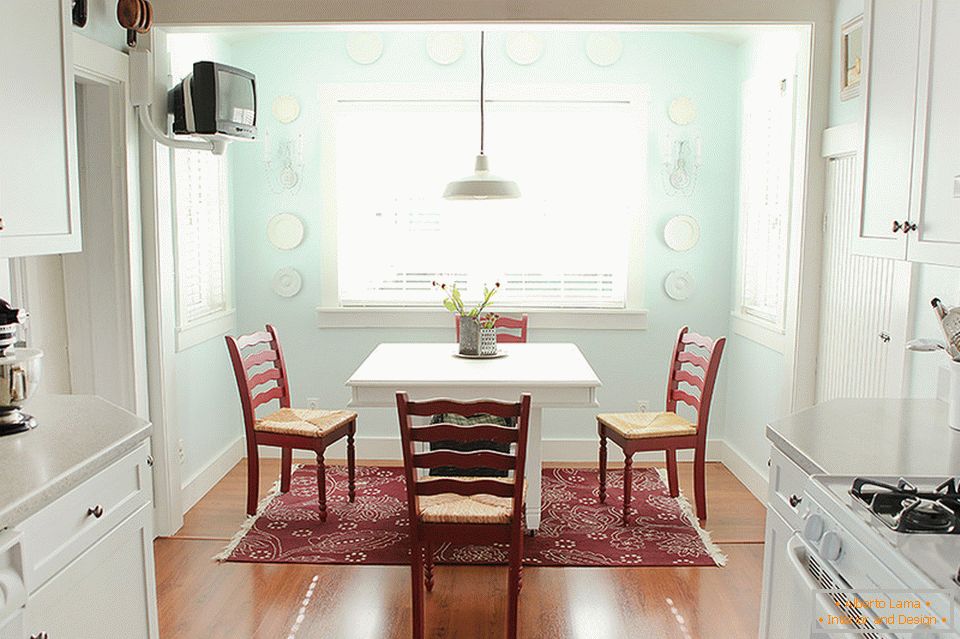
left=840, top=15, right=863, bottom=101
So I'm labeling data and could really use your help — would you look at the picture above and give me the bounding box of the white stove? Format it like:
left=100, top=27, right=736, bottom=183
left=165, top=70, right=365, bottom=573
left=797, top=474, right=960, bottom=637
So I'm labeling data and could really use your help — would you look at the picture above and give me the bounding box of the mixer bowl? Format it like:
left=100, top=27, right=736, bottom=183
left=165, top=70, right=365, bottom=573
left=0, top=348, right=43, bottom=409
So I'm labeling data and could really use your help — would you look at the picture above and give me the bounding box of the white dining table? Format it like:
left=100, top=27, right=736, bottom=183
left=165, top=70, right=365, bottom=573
left=345, top=342, right=602, bottom=531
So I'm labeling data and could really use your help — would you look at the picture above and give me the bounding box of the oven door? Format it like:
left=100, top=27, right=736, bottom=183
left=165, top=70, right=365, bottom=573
left=786, top=533, right=898, bottom=639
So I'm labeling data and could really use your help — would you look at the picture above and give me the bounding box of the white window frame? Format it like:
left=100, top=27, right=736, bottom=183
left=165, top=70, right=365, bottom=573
left=732, top=74, right=798, bottom=352
left=315, top=82, right=648, bottom=330
left=171, top=148, right=235, bottom=351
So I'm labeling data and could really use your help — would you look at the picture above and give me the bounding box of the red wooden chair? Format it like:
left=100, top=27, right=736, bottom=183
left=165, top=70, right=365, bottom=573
left=597, top=326, right=725, bottom=522
left=225, top=324, right=357, bottom=519
left=396, top=392, right=531, bottom=639
left=455, top=314, right=529, bottom=343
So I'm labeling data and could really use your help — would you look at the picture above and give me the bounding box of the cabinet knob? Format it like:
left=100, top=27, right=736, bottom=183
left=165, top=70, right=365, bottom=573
left=146, top=454, right=154, bottom=467
left=892, top=220, right=903, bottom=233
left=31, top=633, right=49, bottom=639
left=879, top=332, right=891, bottom=343
left=0, top=217, right=4, bottom=231
left=789, top=494, right=803, bottom=508
left=893, top=219, right=917, bottom=234
left=87, top=504, right=104, bottom=519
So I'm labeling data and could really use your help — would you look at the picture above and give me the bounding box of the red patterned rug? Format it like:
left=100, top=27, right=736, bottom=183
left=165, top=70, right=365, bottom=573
left=216, top=465, right=726, bottom=567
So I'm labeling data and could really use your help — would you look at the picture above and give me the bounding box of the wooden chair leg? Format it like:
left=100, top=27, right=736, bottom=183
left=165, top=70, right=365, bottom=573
left=280, top=447, right=293, bottom=493
left=347, top=421, right=357, bottom=503
left=665, top=448, right=679, bottom=498
left=507, top=543, right=521, bottom=639
left=424, top=541, right=434, bottom=592
left=316, top=448, right=327, bottom=522
left=694, top=445, right=707, bottom=520
left=246, top=445, right=260, bottom=516
left=622, top=454, right=633, bottom=526
left=598, top=424, right=608, bottom=504
left=411, top=540, right=426, bottom=639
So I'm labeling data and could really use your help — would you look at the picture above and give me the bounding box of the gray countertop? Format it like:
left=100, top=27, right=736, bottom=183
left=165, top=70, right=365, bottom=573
left=767, top=398, right=960, bottom=476
left=0, top=394, right=151, bottom=530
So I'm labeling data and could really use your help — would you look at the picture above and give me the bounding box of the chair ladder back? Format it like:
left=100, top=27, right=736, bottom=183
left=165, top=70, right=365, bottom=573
left=396, top=393, right=531, bottom=518
left=665, top=326, right=726, bottom=434
left=225, top=324, right=292, bottom=436
left=455, top=314, right=529, bottom=343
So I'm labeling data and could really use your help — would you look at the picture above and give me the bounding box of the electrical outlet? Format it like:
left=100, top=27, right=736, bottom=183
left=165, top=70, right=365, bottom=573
left=637, top=400, right=649, bottom=412
left=177, top=438, right=185, bottom=464
left=307, top=397, right=321, bottom=409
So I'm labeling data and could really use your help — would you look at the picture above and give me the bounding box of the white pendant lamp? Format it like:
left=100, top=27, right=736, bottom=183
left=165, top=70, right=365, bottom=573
left=443, top=31, right=520, bottom=200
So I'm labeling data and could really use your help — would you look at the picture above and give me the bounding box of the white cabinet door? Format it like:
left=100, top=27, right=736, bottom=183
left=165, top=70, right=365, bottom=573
left=854, top=0, right=922, bottom=259
left=0, top=0, right=80, bottom=257
left=22, top=504, right=159, bottom=639
left=759, top=508, right=812, bottom=639
left=908, top=0, right=960, bottom=266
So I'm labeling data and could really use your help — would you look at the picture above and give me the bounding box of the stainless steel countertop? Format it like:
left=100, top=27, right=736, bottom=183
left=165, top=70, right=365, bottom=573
left=0, top=394, right=151, bottom=530
left=766, top=398, right=960, bottom=476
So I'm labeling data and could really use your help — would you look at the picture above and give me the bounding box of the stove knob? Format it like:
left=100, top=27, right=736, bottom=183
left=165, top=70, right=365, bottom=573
left=804, top=513, right=825, bottom=542
left=820, top=531, right=843, bottom=561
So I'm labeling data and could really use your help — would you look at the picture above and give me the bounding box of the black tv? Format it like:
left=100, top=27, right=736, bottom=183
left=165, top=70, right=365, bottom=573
left=169, top=61, right=256, bottom=140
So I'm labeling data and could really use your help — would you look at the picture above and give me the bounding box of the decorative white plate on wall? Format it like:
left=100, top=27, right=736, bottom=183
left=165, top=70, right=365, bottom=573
left=346, top=32, right=384, bottom=65
left=664, top=270, right=695, bottom=301
left=668, top=96, right=697, bottom=125
left=272, top=267, right=303, bottom=298
left=267, top=213, right=305, bottom=250
left=271, top=96, right=300, bottom=124
left=505, top=32, right=544, bottom=65
left=585, top=33, right=623, bottom=66
left=664, top=215, right=700, bottom=252
left=426, top=32, right=465, bottom=65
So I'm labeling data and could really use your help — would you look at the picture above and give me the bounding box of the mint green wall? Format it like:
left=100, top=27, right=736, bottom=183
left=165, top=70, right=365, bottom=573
left=721, top=32, right=800, bottom=478
left=223, top=30, right=742, bottom=450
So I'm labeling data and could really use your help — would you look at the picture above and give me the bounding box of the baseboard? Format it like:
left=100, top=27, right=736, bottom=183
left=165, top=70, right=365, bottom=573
left=257, top=436, right=729, bottom=464
left=181, top=437, right=245, bottom=514
left=714, top=440, right=769, bottom=502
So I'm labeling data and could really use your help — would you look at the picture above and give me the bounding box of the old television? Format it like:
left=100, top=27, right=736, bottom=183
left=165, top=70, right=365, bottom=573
left=169, top=61, right=256, bottom=140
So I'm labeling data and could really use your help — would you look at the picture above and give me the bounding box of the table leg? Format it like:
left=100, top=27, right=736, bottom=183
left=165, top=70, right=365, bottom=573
left=524, top=406, right=543, bottom=531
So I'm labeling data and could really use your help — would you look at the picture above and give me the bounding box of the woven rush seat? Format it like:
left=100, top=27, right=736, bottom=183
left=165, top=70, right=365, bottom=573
left=418, top=477, right=526, bottom=525
left=596, top=411, right=696, bottom=440
left=255, top=407, right=358, bottom=438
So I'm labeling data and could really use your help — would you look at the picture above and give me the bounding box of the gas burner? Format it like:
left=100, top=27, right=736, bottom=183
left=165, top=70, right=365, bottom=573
left=851, top=477, right=960, bottom=534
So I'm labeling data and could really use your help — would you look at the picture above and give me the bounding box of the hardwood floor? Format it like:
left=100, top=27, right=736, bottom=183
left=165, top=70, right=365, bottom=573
left=157, top=459, right=767, bottom=638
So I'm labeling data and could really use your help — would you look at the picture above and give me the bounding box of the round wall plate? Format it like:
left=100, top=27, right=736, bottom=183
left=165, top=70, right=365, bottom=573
left=426, top=32, right=465, bottom=65
left=271, top=96, right=300, bottom=124
left=272, top=267, right=303, bottom=298
left=346, top=32, right=384, bottom=65
left=585, top=33, right=623, bottom=66
left=664, top=214, right=701, bottom=252
left=267, top=213, right=305, bottom=250
left=668, top=96, right=697, bottom=125
left=664, top=270, right=695, bottom=301
left=505, top=32, right=544, bottom=65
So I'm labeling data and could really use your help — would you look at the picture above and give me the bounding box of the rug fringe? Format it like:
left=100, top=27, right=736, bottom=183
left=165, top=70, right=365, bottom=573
left=213, top=464, right=304, bottom=562
left=656, top=468, right=728, bottom=567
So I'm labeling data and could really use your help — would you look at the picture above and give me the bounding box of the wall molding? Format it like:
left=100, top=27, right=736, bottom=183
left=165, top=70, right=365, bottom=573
left=180, top=436, right=245, bottom=515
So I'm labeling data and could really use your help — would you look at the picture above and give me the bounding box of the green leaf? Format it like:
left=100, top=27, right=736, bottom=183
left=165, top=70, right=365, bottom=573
left=443, top=299, right=457, bottom=312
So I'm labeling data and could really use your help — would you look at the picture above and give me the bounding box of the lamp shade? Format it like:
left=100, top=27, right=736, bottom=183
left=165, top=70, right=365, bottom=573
left=443, top=154, right=521, bottom=200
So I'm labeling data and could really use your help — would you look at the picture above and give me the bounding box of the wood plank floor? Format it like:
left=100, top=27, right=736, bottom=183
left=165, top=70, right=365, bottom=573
left=157, top=459, right=767, bottom=638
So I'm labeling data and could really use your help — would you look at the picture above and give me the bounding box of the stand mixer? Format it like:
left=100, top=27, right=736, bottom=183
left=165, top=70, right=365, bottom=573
left=0, top=298, right=42, bottom=435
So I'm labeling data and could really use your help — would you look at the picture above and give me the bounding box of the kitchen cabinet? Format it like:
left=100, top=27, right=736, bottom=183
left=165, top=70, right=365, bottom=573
left=855, top=0, right=960, bottom=266
left=18, top=442, right=159, bottom=638
left=0, top=0, right=81, bottom=258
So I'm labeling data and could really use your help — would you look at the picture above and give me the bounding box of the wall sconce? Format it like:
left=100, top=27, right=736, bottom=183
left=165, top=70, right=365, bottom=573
left=263, top=130, right=305, bottom=194
left=661, top=135, right=702, bottom=197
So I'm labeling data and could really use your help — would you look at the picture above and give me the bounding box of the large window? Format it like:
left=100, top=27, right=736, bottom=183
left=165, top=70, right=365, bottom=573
left=172, top=148, right=233, bottom=350
left=736, top=75, right=795, bottom=330
left=328, top=84, right=647, bottom=310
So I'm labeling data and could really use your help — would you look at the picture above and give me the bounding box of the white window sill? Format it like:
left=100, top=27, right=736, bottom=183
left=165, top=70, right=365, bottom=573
left=316, top=307, right=648, bottom=330
left=730, top=312, right=786, bottom=353
left=176, top=310, right=236, bottom=352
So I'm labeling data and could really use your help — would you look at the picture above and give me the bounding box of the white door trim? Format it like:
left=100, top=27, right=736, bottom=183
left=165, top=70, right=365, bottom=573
left=134, top=30, right=185, bottom=536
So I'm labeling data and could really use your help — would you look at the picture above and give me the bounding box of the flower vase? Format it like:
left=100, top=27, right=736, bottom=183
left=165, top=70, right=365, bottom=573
left=478, top=327, right=498, bottom=356
left=459, top=317, right=480, bottom=355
